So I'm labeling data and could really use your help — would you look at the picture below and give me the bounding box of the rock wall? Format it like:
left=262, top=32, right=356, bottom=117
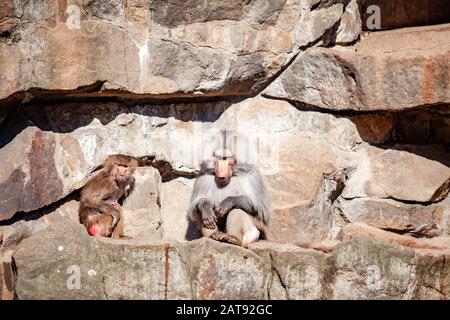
left=0, top=0, right=449, bottom=300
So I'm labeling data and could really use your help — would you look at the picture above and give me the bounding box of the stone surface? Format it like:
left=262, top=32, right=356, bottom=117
left=12, top=221, right=450, bottom=299
left=359, top=0, right=450, bottom=30
left=335, top=0, right=361, bottom=45
left=0, top=249, right=14, bottom=300
left=335, top=197, right=447, bottom=237
left=295, top=3, right=344, bottom=48
left=351, top=113, right=394, bottom=144
left=265, top=133, right=352, bottom=242
left=251, top=241, right=329, bottom=299
left=160, top=177, right=194, bottom=241
left=122, top=167, right=162, bottom=240
left=342, top=144, right=450, bottom=203
left=264, top=24, right=450, bottom=111
left=339, top=223, right=449, bottom=250
left=1, top=0, right=449, bottom=300
left=14, top=221, right=105, bottom=300
left=0, top=128, right=64, bottom=221
left=330, top=236, right=416, bottom=299
left=0, top=0, right=352, bottom=101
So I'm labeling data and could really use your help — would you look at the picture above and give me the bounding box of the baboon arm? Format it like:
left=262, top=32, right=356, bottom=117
left=197, top=198, right=214, bottom=213
left=81, top=179, right=120, bottom=209
left=197, top=198, right=217, bottom=229
left=218, top=195, right=256, bottom=217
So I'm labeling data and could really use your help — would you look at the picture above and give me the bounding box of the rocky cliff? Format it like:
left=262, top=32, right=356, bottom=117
left=0, top=0, right=449, bottom=300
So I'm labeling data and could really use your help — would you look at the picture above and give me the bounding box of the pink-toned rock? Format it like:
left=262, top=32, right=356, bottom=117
left=0, top=128, right=63, bottom=221
left=0, top=0, right=348, bottom=101
left=0, top=249, right=14, bottom=300
left=340, top=222, right=448, bottom=250
left=342, top=144, right=450, bottom=203
left=335, top=197, right=448, bottom=237
left=264, top=24, right=450, bottom=111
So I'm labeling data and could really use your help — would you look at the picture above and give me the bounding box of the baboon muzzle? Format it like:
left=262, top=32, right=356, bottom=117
left=215, top=160, right=231, bottom=186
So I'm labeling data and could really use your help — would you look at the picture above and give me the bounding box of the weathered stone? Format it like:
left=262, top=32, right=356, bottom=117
left=251, top=241, right=329, bottom=299
left=1, top=94, right=449, bottom=251
left=412, top=249, right=450, bottom=300
left=339, top=223, right=449, bottom=250
left=14, top=220, right=106, bottom=300
left=351, top=113, right=393, bottom=144
left=0, top=128, right=64, bottom=221
left=42, top=200, right=80, bottom=226
left=160, top=178, right=194, bottom=241
left=13, top=221, right=450, bottom=299
left=0, top=0, right=449, bottom=301
left=264, top=133, right=352, bottom=242
left=335, top=0, right=361, bottom=45
left=0, top=96, right=359, bottom=245
left=264, top=24, right=450, bottom=111
left=330, top=236, right=417, bottom=299
left=0, top=0, right=349, bottom=101
left=122, top=167, right=162, bottom=240
left=13, top=220, right=271, bottom=299
left=180, top=239, right=270, bottom=300
left=0, top=249, right=14, bottom=300
left=342, top=144, right=450, bottom=203
left=0, top=220, right=46, bottom=249
left=351, top=109, right=450, bottom=145
left=95, top=239, right=188, bottom=300
left=335, top=198, right=447, bottom=237
left=295, top=3, right=344, bottom=48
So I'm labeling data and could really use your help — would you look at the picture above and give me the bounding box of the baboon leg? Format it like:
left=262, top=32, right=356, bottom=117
left=202, top=224, right=241, bottom=246
left=86, top=214, right=113, bottom=237
left=226, top=209, right=260, bottom=246
left=201, top=225, right=219, bottom=238
left=197, top=210, right=242, bottom=246
left=111, top=215, right=126, bottom=239
left=209, top=231, right=242, bottom=246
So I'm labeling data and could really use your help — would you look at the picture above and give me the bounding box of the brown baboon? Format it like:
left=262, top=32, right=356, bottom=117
left=79, top=155, right=137, bottom=239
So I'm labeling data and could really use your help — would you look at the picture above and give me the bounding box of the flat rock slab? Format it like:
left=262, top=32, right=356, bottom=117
left=264, top=24, right=450, bottom=111
left=0, top=0, right=349, bottom=101
left=13, top=220, right=450, bottom=299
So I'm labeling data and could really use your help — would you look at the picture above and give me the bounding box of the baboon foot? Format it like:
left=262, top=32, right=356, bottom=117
left=209, top=231, right=242, bottom=246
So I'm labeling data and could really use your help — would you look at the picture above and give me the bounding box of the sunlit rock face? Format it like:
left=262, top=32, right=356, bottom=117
left=0, top=0, right=449, bottom=300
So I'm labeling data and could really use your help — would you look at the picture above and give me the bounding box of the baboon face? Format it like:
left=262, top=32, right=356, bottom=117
left=112, top=164, right=131, bottom=183
left=214, top=155, right=236, bottom=187
left=104, top=155, right=138, bottom=185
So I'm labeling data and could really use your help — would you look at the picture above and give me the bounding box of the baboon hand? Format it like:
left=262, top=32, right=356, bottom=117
left=214, top=198, right=233, bottom=218
left=202, top=209, right=217, bottom=229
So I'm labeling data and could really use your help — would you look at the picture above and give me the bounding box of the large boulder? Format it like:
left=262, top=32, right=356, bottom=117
left=13, top=221, right=105, bottom=300
left=0, top=0, right=352, bottom=101
left=12, top=220, right=450, bottom=299
left=342, top=144, right=450, bottom=203
left=264, top=24, right=450, bottom=111
left=335, top=197, right=450, bottom=238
